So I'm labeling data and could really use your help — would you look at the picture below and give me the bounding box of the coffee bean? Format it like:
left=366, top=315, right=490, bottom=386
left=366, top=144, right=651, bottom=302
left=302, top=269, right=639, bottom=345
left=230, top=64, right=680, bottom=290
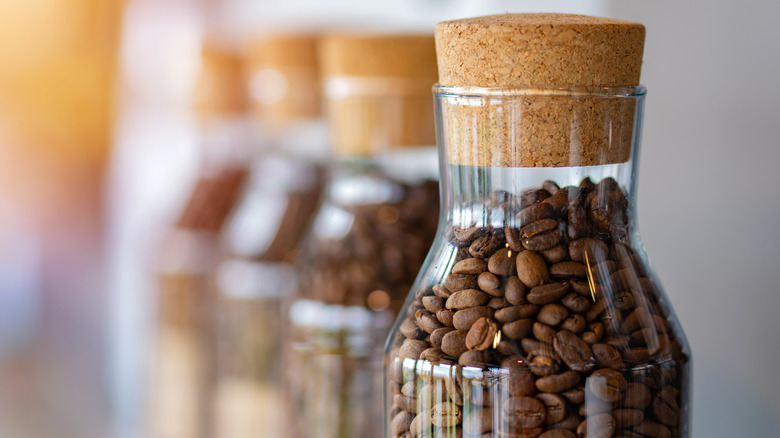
left=453, top=306, right=493, bottom=331
left=477, top=271, right=502, bottom=297
left=409, top=411, right=427, bottom=436
left=433, top=284, right=454, bottom=299
left=521, top=338, right=558, bottom=359
left=590, top=190, right=628, bottom=237
left=431, top=327, right=455, bottom=348
left=576, top=413, right=615, bottom=438
left=502, top=318, right=534, bottom=340
left=567, top=202, right=587, bottom=240
left=504, top=360, right=536, bottom=396
left=504, top=396, right=547, bottom=428
left=416, top=310, right=444, bottom=333
left=541, top=188, right=568, bottom=215
left=487, top=297, right=507, bottom=310
left=463, top=407, right=493, bottom=434
left=466, top=317, right=498, bottom=351
left=587, top=368, right=627, bottom=402
left=536, top=371, right=579, bottom=393
left=488, top=247, right=518, bottom=276
left=505, top=227, right=524, bottom=252
left=540, top=428, right=576, bottom=438
left=541, top=244, right=568, bottom=264
left=533, top=322, right=556, bottom=344
left=394, top=393, right=416, bottom=412
left=569, top=238, right=607, bottom=263
left=420, top=348, right=450, bottom=364
left=516, top=251, right=550, bottom=287
left=422, top=295, right=445, bottom=312
left=469, top=232, right=504, bottom=258
left=651, top=386, right=679, bottom=427
left=579, top=397, right=612, bottom=417
left=440, top=330, right=469, bottom=357
left=536, top=393, right=567, bottom=424
left=592, top=343, right=626, bottom=370
left=453, top=226, right=483, bottom=245
left=561, top=292, right=591, bottom=314
left=495, top=304, right=539, bottom=323
left=542, top=181, right=560, bottom=195
left=560, top=314, right=587, bottom=334
left=430, top=402, right=462, bottom=427
left=582, top=322, right=605, bottom=344
left=614, top=291, right=636, bottom=313
left=452, top=258, right=487, bottom=274
left=391, top=410, right=414, bottom=436
left=436, top=309, right=455, bottom=327
left=633, top=419, right=671, bottom=438
left=613, top=409, right=644, bottom=429
left=446, top=289, right=490, bottom=310
left=528, top=354, right=559, bottom=377
left=527, top=282, right=570, bottom=305
left=505, top=276, right=528, bottom=305
left=553, top=331, right=596, bottom=373
left=561, top=386, right=585, bottom=405
left=537, top=304, right=569, bottom=326
left=443, top=273, right=479, bottom=292
left=549, top=411, right=582, bottom=431
left=459, top=350, right=488, bottom=367
left=523, top=188, right=552, bottom=206
left=549, top=261, right=587, bottom=279
left=517, top=202, right=556, bottom=225
left=400, top=318, right=426, bottom=340
left=400, top=339, right=429, bottom=360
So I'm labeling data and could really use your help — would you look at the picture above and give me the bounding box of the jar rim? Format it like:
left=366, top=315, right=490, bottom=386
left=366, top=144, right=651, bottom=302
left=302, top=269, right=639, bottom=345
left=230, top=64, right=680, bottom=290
left=433, top=84, right=647, bottom=98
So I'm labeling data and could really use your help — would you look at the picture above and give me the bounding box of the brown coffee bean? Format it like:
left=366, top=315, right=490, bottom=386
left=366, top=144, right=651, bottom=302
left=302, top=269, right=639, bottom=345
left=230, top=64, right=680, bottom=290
left=587, top=368, right=628, bottom=402
left=579, top=397, right=612, bottom=417
left=390, top=410, right=414, bottom=436
left=446, top=289, right=490, bottom=310
left=528, top=354, right=559, bottom=376
left=523, top=188, right=552, bottom=206
left=388, top=358, right=404, bottom=383
left=453, top=306, right=493, bottom=331
left=569, top=238, right=608, bottom=263
left=549, top=261, right=587, bottom=279
left=536, top=371, right=579, bottom=393
left=497, top=339, right=522, bottom=356
left=420, top=348, right=450, bottom=364
left=400, top=339, right=429, bottom=360
left=463, top=407, right=493, bottom=434
left=504, top=396, right=547, bottom=428
left=522, top=226, right=561, bottom=251
left=536, top=393, right=567, bottom=424
left=549, top=411, right=582, bottom=431
left=624, top=348, right=651, bottom=365
left=502, top=318, right=534, bottom=340
left=400, top=318, right=426, bottom=340
left=652, top=386, right=680, bottom=427
left=431, top=327, right=455, bottom=348
left=470, top=232, right=504, bottom=258
left=561, top=292, right=591, bottom=314
left=567, top=202, right=588, bottom=240
left=443, top=274, right=479, bottom=292
left=453, top=226, right=482, bottom=244
left=416, top=310, right=444, bottom=333
left=422, top=295, right=445, bottom=312
left=554, top=330, right=596, bottom=373
left=477, top=271, right=502, bottom=296
left=433, top=284, right=454, bottom=299
left=459, top=350, right=488, bottom=367
left=527, top=282, right=571, bottom=305
left=584, top=300, right=608, bottom=322
left=569, top=278, right=592, bottom=297
left=561, top=314, right=587, bottom=334
left=605, top=335, right=630, bottom=351
left=577, top=414, right=615, bottom=438
left=517, top=202, right=556, bottom=225
left=505, top=276, right=528, bottom=305
left=440, top=330, right=469, bottom=357
left=430, top=402, right=462, bottom=427
left=633, top=419, right=672, bottom=438
left=466, top=317, right=499, bottom=351
left=590, top=190, right=628, bottom=237
left=622, top=382, right=652, bottom=410
left=542, top=180, right=560, bottom=195
left=541, top=188, right=567, bottom=214
left=436, top=309, right=455, bottom=327
left=394, top=393, right=416, bottom=412
left=561, top=386, right=585, bottom=405
left=488, top=247, right=517, bottom=276
left=614, top=291, right=636, bottom=313
left=591, top=260, right=617, bottom=284
left=533, top=322, right=556, bottom=344
left=582, top=322, right=605, bottom=344
left=541, top=245, right=568, bottom=264
left=540, top=428, right=576, bottom=438
left=452, top=258, right=487, bottom=274
left=409, top=411, right=428, bottom=436
left=630, top=327, right=657, bottom=347
left=487, top=297, right=507, bottom=310
left=521, top=219, right=558, bottom=238
left=521, top=338, right=559, bottom=360
left=516, top=251, right=550, bottom=287
left=538, top=304, right=569, bottom=326
left=592, top=343, right=626, bottom=370
left=505, top=227, right=524, bottom=252
left=613, top=409, right=644, bottom=429
left=496, top=304, right=540, bottom=323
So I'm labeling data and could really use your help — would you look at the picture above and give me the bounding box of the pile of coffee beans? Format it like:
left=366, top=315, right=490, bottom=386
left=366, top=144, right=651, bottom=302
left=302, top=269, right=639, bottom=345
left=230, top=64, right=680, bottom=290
left=387, top=177, right=688, bottom=438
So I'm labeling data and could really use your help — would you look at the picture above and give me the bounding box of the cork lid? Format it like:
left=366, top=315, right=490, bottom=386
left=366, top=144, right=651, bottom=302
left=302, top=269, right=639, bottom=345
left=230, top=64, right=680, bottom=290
left=319, top=34, right=438, bottom=156
left=195, top=44, right=247, bottom=118
left=435, top=13, right=645, bottom=87
left=244, top=34, right=321, bottom=121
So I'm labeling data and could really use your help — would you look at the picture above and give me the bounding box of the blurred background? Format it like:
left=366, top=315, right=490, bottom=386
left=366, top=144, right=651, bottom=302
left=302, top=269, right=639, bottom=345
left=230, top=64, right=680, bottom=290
left=0, top=0, right=777, bottom=437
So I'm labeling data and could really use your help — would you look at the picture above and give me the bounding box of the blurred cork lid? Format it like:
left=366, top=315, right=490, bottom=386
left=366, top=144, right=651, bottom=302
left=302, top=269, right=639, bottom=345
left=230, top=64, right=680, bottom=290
left=244, top=34, right=321, bottom=121
left=435, top=13, right=645, bottom=87
left=196, top=44, right=247, bottom=118
left=319, top=34, right=438, bottom=156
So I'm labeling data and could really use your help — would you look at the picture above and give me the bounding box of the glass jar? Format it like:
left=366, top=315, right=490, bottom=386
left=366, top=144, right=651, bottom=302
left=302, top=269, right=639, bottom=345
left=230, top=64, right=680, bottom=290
left=384, top=15, right=690, bottom=438
left=286, top=34, right=440, bottom=438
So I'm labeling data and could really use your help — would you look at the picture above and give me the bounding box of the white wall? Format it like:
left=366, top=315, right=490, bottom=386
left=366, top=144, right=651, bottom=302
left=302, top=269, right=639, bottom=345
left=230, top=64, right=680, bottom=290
left=610, top=1, right=780, bottom=436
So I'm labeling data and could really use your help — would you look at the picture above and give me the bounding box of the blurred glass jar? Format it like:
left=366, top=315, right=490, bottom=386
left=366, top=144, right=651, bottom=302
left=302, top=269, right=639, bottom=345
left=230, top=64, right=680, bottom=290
left=213, top=34, right=327, bottom=438
left=286, top=34, right=441, bottom=438
left=384, top=15, right=690, bottom=438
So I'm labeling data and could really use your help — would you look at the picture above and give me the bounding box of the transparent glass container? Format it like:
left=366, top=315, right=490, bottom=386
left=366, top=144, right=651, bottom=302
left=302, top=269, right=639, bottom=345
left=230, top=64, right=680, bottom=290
left=385, top=86, right=690, bottom=438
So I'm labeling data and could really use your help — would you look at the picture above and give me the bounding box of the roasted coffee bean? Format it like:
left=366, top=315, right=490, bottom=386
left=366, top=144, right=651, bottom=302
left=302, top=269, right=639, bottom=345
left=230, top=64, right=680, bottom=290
left=567, top=202, right=587, bottom=240
left=561, top=386, right=585, bottom=405
left=561, top=314, right=587, bottom=334
left=592, top=343, right=626, bottom=370
left=569, top=278, right=592, bottom=297
left=590, top=190, right=628, bottom=237
left=504, top=396, right=547, bottom=428
left=453, top=306, right=493, bottom=331
left=542, top=180, right=560, bottom=195
left=488, top=297, right=507, bottom=310
left=584, top=300, right=608, bottom=322
left=433, top=284, right=454, bottom=299
left=536, top=393, right=567, bottom=424
left=528, top=354, right=559, bottom=377
left=633, top=420, right=672, bottom=438
left=477, top=271, right=502, bottom=296
left=613, top=409, right=644, bottom=429
left=489, top=247, right=518, bottom=276
left=553, top=331, right=596, bottom=373
left=430, top=402, right=462, bottom=427
left=422, top=295, right=445, bottom=313
left=587, top=368, right=627, bottom=402
left=470, top=232, right=504, bottom=258
left=615, top=291, right=636, bottom=313
left=453, top=226, right=483, bottom=245
left=505, top=227, right=524, bottom=251
left=561, top=292, right=591, bottom=314
left=441, top=330, right=469, bottom=357
left=523, top=188, right=552, bottom=206
left=391, top=410, right=415, bottom=436
left=444, top=273, right=479, bottom=292
left=436, top=309, right=455, bottom=327
left=504, top=360, right=536, bottom=396
left=578, top=397, right=612, bottom=417
left=549, top=261, right=587, bottom=279
left=459, top=350, right=488, bottom=367
left=446, top=289, right=490, bottom=310
left=464, top=407, right=493, bottom=434
left=652, top=387, right=680, bottom=427
left=537, top=304, right=569, bottom=326
left=517, top=202, right=556, bottom=226
left=541, top=187, right=568, bottom=214
left=431, top=327, right=456, bottom=349
left=521, top=338, right=558, bottom=359
left=516, top=251, right=550, bottom=287
left=549, top=411, right=582, bottom=431
left=495, top=304, right=539, bottom=323
left=533, top=322, right=557, bottom=344
left=541, top=245, right=568, bottom=264
left=536, top=371, right=579, bottom=393
left=505, top=276, right=528, bottom=305
left=452, top=258, right=488, bottom=274
left=409, top=411, right=428, bottom=436
left=497, top=339, right=522, bottom=356
left=522, top=218, right=559, bottom=240
left=621, top=383, right=652, bottom=410
left=569, top=238, right=608, bottom=263
left=582, top=322, right=605, bottom=344
left=527, top=282, right=570, bottom=305
left=502, top=318, right=534, bottom=340
left=420, top=348, right=450, bottom=364
left=466, top=317, right=499, bottom=351
left=400, top=339, right=429, bottom=360
left=400, top=318, right=427, bottom=340
left=394, top=393, right=417, bottom=412
left=416, top=310, right=444, bottom=333
left=577, top=413, right=616, bottom=438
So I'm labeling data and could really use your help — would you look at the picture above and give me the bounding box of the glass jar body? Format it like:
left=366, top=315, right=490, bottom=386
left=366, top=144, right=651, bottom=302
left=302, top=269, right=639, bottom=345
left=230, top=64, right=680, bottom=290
left=384, top=87, right=690, bottom=438
left=287, top=150, right=440, bottom=438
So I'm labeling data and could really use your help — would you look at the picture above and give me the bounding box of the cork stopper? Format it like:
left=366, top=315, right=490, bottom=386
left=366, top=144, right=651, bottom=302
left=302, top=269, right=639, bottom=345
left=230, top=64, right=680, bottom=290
left=244, top=34, right=321, bottom=122
left=319, top=34, right=438, bottom=156
left=435, top=14, right=646, bottom=167
left=195, top=44, right=248, bottom=119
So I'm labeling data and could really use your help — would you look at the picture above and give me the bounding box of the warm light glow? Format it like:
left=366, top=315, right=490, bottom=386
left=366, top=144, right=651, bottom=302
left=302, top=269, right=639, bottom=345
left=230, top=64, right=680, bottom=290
left=367, top=290, right=391, bottom=311
left=492, top=330, right=502, bottom=349
left=584, top=251, right=597, bottom=302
